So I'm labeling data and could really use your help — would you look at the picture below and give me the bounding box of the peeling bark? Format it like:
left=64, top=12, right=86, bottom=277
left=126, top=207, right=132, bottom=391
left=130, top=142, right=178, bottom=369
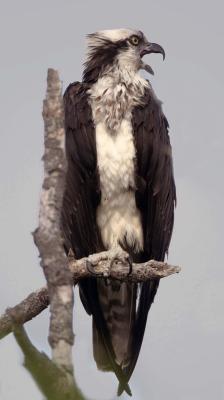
left=33, top=69, right=74, bottom=369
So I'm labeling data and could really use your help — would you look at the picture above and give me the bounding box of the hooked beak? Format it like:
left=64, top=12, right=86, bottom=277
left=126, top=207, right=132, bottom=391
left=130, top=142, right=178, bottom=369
left=140, top=42, right=166, bottom=60
left=140, top=42, right=166, bottom=75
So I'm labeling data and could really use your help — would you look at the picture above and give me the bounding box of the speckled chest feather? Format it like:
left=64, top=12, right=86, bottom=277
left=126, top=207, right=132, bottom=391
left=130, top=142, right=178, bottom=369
left=88, top=69, right=149, bottom=252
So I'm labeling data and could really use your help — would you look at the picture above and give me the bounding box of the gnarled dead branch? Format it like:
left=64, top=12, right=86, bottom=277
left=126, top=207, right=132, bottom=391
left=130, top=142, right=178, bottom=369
left=33, top=68, right=74, bottom=370
left=0, top=253, right=180, bottom=340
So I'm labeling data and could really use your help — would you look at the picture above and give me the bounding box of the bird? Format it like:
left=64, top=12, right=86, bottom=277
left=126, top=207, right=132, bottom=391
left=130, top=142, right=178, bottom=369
left=61, top=28, right=176, bottom=396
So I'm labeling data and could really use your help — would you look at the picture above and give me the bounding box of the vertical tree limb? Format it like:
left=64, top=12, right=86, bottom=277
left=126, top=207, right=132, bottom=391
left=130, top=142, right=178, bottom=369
left=33, top=69, right=74, bottom=370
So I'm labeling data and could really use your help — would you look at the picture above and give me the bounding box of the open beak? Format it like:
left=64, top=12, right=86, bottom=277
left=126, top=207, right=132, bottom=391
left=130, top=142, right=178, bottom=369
left=140, top=42, right=166, bottom=59
left=140, top=42, right=165, bottom=75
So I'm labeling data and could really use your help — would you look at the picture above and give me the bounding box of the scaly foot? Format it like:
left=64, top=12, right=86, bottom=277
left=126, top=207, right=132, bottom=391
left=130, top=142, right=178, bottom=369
left=109, top=247, right=133, bottom=276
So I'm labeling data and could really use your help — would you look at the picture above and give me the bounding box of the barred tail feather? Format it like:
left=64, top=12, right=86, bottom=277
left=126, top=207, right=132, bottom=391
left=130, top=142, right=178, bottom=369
left=79, top=278, right=132, bottom=396
left=93, top=280, right=137, bottom=370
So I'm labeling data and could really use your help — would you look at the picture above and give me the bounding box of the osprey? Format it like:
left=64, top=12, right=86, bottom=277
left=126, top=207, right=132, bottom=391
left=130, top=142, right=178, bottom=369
left=61, top=29, right=176, bottom=396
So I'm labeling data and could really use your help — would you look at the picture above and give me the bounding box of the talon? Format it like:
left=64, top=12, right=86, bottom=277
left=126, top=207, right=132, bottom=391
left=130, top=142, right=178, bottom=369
left=86, top=260, right=103, bottom=276
left=109, top=248, right=133, bottom=277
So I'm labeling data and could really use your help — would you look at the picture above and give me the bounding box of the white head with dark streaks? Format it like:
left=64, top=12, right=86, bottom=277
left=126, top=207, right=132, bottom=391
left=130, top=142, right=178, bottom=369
left=83, top=28, right=165, bottom=83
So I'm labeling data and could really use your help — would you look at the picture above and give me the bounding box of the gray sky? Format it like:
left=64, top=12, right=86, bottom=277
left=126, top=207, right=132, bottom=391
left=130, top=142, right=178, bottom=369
left=0, top=0, right=224, bottom=399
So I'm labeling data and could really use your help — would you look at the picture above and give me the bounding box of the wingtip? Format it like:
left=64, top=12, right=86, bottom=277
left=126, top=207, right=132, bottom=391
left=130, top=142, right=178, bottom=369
left=117, top=382, right=132, bottom=397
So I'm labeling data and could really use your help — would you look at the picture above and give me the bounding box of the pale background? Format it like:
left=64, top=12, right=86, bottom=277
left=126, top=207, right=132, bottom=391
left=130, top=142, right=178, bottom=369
left=0, top=1, right=224, bottom=399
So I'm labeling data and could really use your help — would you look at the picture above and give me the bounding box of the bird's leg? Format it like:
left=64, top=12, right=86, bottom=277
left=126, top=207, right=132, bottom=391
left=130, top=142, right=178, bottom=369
left=109, top=246, right=133, bottom=276
left=86, top=247, right=133, bottom=278
left=86, top=252, right=113, bottom=277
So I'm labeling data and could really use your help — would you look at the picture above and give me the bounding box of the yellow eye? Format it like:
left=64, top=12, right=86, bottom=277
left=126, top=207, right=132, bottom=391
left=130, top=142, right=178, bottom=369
left=130, top=35, right=140, bottom=46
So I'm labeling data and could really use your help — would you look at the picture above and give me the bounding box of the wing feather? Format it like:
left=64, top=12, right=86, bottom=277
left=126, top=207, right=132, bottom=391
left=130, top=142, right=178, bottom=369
left=61, top=82, right=131, bottom=394
left=118, top=87, right=176, bottom=395
left=61, top=82, right=103, bottom=257
left=133, top=87, right=176, bottom=261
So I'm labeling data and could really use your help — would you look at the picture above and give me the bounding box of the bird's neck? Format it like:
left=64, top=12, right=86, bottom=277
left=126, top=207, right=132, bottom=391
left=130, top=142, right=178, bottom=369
left=103, top=60, right=146, bottom=87
left=88, top=63, right=149, bottom=132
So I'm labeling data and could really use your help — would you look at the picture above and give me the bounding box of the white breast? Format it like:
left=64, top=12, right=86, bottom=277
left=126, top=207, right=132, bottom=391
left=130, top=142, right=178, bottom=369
left=89, top=69, right=147, bottom=252
left=95, top=118, right=143, bottom=252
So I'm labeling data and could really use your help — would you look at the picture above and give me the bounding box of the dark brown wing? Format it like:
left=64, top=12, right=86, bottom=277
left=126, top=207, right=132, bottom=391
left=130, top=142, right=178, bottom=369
left=134, top=86, right=176, bottom=261
left=61, top=81, right=103, bottom=258
left=61, top=82, right=132, bottom=395
left=118, top=87, right=176, bottom=395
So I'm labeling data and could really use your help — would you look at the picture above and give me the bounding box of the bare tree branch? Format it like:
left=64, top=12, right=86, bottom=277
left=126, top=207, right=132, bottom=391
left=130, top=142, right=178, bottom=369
left=0, top=287, right=49, bottom=340
left=0, top=253, right=180, bottom=340
left=32, top=68, right=74, bottom=370
left=69, top=251, right=181, bottom=282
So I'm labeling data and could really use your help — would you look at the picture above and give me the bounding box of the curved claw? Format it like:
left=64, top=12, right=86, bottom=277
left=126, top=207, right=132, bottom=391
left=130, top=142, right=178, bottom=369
left=86, top=260, right=104, bottom=277
left=110, top=251, right=133, bottom=277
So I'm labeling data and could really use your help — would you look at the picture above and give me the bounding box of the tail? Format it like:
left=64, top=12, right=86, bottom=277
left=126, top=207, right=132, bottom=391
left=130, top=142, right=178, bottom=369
left=93, top=280, right=137, bottom=371
left=79, top=277, right=132, bottom=396
left=117, top=279, right=159, bottom=396
left=79, top=277, right=159, bottom=397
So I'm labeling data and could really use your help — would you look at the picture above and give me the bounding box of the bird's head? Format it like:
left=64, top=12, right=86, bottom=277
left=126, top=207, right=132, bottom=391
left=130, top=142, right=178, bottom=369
left=83, top=29, right=165, bottom=83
